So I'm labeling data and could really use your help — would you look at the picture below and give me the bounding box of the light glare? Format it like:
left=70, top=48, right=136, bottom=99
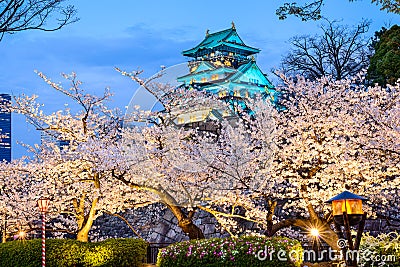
left=310, top=228, right=319, bottom=237
left=18, top=231, right=26, bottom=239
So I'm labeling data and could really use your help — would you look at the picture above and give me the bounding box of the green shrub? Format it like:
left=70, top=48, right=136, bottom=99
left=157, top=235, right=303, bottom=267
left=359, top=232, right=400, bottom=267
left=47, top=239, right=86, bottom=266
left=0, top=239, right=42, bottom=267
left=83, top=238, right=148, bottom=267
left=0, top=238, right=147, bottom=267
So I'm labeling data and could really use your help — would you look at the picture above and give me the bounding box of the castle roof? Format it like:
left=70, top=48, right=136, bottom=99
left=182, top=26, right=260, bottom=58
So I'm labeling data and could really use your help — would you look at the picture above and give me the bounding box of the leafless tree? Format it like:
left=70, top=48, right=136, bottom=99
left=276, top=0, right=399, bottom=21
left=280, top=19, right=371, bottom=81
left=0, top=0, right=78, bottom=41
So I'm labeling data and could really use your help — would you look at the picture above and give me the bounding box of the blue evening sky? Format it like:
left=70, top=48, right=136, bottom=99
left=0, top=0, right=398, bottom=159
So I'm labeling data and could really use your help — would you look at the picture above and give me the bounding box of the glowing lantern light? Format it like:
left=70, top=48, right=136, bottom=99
left=37, top=198, right=50, bottom=213
left=326, top=191, right=367, bottom=226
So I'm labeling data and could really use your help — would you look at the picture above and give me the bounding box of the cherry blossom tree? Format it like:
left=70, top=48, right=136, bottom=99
left=109, top=69, right=312, bottom=242
left=104, top=69, right=228, bottom=239
left=1, top=69, right=224, bottom=242
left=236, top=74, right=399, bottom=248
left=113, top=69, right=399, bottom=248
left=2, top=68, right=398, bottom=247
left=1, top=72, right=151, bottom=242
left=0, top=159, right=37, bottom=242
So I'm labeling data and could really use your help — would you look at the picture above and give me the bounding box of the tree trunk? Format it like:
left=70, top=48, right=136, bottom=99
left=307, top=203, right=339, bottom=250
left=266, top=199, right=277, bottom=237
left=2, top=219, right=6, bottom=243
left=76, top=227, right=90, bottom=242
left=113, top=172, right=206, bottom=240
left=164, top=201, right=205, bottom=240
left=178, top=218, right=205, bottom=239
left=271, top=203, right=339, bottom=250
left=75, top=197, right=97, bottom=242
left=72, top=174, right=100, bottom=242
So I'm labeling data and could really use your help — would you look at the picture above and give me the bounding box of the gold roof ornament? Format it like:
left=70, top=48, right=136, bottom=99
left=231, top=21, right=236, bottom=29
left=206, top=29, right=210, bottom=36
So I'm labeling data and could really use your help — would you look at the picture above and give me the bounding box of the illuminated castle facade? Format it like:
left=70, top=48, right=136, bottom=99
left=174, top=23, right=277, bottom=129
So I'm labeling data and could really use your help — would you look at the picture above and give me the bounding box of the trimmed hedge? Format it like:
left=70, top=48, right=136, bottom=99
left=0, top=238, right=147, bottom=267
left=157, top=236, right=303, bottom=267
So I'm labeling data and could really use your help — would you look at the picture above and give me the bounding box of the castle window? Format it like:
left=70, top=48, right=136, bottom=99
left=178, top=117, right=184, bottom=124
left=211, top=74, right=219, bottom=80
left=201, top=77, right=207, bottom=82
left=218, top=91, right=227, bottom=97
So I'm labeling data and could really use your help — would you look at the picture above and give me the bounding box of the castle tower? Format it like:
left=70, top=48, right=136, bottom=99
left=174, top=24, right=277, bottom=128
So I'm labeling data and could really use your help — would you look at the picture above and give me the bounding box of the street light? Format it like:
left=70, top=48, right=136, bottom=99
left=326, top=191, right=367, bottom=267
left=326, top=190, right=367, bottom=226
left=37, top=197, right=50, bottom=267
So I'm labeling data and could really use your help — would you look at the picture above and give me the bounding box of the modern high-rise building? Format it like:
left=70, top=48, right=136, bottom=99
left=40, top=130, right=70, bottom=150
left=0, top=94, right=11, bottom=162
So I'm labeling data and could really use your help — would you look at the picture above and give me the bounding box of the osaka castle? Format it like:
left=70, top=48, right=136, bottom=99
left=174, top=23, right=278, bottom=129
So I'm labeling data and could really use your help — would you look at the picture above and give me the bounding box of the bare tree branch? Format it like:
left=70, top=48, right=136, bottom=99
left=0, top=0, right=78, bottom=41
left=280, top=19, right=371, bottom=81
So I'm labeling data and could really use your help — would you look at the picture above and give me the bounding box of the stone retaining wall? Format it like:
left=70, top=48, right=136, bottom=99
left=90, top=204, right=399, bottom=243
left=90, top=204, right=228, bottom=243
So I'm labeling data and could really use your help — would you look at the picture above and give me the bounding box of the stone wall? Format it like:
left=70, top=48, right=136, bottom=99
left=364, top=219, right=400, bottom=236
left=89, top=204, right=400, bottom=243
left=90, top=204, right=228, bottom=243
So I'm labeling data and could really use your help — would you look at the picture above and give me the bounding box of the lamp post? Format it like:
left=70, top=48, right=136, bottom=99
left=326, top=191, right=367, bottom=267
left=37, top=198, right=50, bottom=267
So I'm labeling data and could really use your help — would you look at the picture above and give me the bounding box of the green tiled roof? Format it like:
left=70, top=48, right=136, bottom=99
left=182, top=27, right=260, bottom=57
